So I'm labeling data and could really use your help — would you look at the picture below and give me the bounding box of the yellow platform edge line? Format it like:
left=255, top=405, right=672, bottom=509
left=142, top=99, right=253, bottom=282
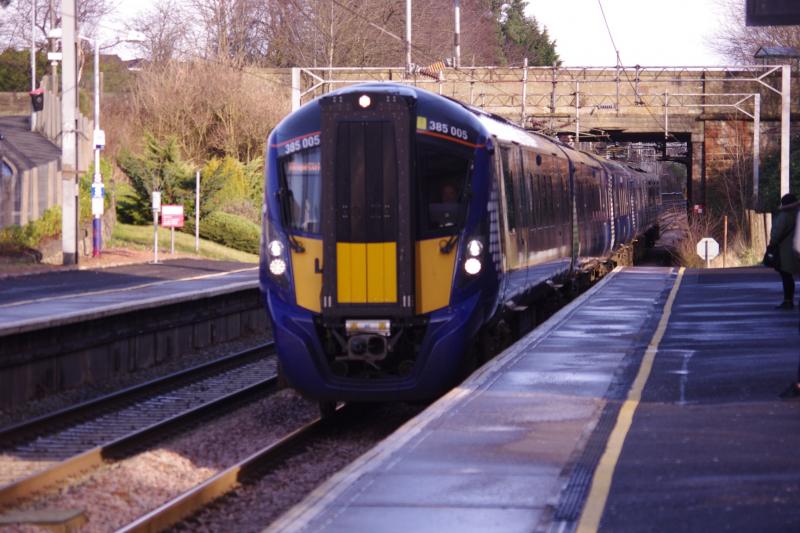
left=576, top=266, right=686, bottom=533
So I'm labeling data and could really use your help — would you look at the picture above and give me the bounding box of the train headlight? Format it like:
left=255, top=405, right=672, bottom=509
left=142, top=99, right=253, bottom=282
left=464, top=257, right=482, bottom=275
left=269, top=258, right=287, bottom=276
left=466, top=239, right=483, bottom=257
left=268, top=240, right=284, bottom=257
left=358, top=94, right=371, bottom=108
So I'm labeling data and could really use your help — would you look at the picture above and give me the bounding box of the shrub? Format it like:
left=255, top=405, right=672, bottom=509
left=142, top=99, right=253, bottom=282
left=759, top=133, right=800, bottom=212
left=187, top=211, right=261, bottom=254
left=0, top=206, right=62, bottom=249
left=199, top=156, right=263, bottom=223
left=108, top=61, right=288, bottom=163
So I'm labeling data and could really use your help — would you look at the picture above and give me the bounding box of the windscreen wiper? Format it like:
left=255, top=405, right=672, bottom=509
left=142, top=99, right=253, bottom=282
left=276, top=188, right=306, bottom=253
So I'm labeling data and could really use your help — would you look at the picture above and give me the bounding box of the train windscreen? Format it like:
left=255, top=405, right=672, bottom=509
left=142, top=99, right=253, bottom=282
left=280, top=147, right=321, bottom=234
left=416, top=139, right=471, bottom=237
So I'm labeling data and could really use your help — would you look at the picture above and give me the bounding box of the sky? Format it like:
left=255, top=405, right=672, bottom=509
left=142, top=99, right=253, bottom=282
left=108, top=0, right=730, bottom=67
left=527, top=0, right=727, bottom=66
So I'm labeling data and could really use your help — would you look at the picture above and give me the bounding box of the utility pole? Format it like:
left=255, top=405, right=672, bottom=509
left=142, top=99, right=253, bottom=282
left=453, top=0, right=461, bottom=68
left=780, top=64, right=791, bottom=196
left=61, top=0, right=79, bottom=265
left=30, top=0, right=36, bottom=131
left=49, top=0, right=58, bottom=136
left=405, top=0, right=412, bottom=73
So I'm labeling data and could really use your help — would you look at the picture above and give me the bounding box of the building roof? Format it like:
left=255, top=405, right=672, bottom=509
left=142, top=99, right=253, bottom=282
left=0, top=115, right=60, bottom=172
left=753, top=46, right=800, bottom=59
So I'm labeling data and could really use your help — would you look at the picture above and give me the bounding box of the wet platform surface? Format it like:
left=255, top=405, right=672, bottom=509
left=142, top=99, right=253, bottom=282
left=0, top=259, right=258, bottom=335
left=267, top=266, right=800, bottom=533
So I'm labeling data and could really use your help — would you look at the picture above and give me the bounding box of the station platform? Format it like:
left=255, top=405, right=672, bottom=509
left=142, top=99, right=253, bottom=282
left=0, top=258, right=258, bottom=336
left=268, top=266, right=800, bottom=533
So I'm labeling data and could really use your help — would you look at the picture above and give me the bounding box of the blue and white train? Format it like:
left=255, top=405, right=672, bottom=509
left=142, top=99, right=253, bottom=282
left=260, top=83, right=660, bottom=408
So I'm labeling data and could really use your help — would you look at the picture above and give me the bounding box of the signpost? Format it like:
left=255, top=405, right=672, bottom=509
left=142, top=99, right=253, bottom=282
left=696, top=237, right=720, bottom=268
left=160, top=204, right=184, bottom=255
left=152, top=191, right=161, bottom=264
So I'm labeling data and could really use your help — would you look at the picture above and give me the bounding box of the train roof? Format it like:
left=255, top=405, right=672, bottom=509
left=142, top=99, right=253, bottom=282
left=271, top=83, right=658, bottom=181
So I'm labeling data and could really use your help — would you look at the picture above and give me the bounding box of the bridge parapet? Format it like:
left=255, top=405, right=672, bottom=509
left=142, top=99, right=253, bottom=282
left=288, top=65, right=797, bottom=139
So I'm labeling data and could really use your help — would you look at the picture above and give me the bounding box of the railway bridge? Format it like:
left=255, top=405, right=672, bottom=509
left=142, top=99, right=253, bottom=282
left=284, top=64, right=798, bottom=209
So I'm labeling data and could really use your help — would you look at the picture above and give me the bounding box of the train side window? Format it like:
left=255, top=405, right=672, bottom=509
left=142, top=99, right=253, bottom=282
left=533, top=173, right=541, bottom=227
left=280, top=147, right=321, bottom=234
left=500, top=146, right=516, bottom=232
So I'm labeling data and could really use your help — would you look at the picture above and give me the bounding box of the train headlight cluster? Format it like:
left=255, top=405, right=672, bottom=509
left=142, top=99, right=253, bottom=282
left=268, top=240, right=287, bottom=277
left=464, top=257, right=482, bottom=275
left=464, top=239, right=483, bottom=275
left=467, top=239, right=483, bottom=257
left=268, top=240, right=284, bottom=257
left=269, top=258, right=287, bottom=276
left=358, top=95, right=371, bottom=108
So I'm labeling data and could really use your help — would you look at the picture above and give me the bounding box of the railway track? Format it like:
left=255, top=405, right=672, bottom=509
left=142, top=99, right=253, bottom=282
left=0, top=342, right=277, bottom=511
left=117, top=406, right=345, bottom=533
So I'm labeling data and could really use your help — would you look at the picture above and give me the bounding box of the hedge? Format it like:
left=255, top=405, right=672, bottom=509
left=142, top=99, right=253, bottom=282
left=186, top=211, right=261, bottom=254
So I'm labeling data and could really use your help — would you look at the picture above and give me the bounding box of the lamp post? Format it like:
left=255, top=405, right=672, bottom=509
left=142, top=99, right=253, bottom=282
left=79, top=35, right=105, bottom=257
left=48, top=20, right=145, bottom=263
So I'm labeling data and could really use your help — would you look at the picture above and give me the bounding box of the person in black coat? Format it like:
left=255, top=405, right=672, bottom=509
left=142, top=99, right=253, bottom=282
left=769, top=193, right=799, bottom=309
left=776, top=193, right=800, bottom=398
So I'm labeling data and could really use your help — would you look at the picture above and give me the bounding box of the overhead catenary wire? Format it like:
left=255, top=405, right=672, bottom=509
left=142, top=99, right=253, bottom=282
left=595, top=0, right=680, bottom=142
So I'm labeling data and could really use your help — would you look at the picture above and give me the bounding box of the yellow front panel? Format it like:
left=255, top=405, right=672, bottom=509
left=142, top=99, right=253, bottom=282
left=415, top=238, right=457, bottom=314
left=382, top=242, right=398, bottom=302
left=366, top=242, right=397, bottom=303
left=290, top=237, right=323, bottom=313
left=337, top=242, right=367, bottom=303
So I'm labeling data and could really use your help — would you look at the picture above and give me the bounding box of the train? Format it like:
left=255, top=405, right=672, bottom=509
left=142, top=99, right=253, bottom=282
left=260, top=83, right=660, bottom=411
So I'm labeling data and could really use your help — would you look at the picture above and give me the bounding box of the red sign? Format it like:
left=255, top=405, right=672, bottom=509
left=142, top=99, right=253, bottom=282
left=161, top=204, right=185, bottom=228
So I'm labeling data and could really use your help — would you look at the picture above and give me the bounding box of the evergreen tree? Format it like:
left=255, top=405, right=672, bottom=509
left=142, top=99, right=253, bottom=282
left=492, top=0, right=560, bottom=66
left=0, top=48, right=47, bottom=91
left=117, top=134, right=194, bottom=224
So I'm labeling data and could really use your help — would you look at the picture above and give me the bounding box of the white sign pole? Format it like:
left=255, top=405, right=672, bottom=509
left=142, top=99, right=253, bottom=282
left=705, top=240, right=709, bottom=269
left=171, top=226, right=175, bottom=255
left=152, top=190, right=161, bottom=264
left=195, top=170, right=200, bottom=253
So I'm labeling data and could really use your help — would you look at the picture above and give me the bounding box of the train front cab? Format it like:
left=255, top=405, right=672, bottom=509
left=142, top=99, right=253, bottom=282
left=264, top=87, right=493, bottom=403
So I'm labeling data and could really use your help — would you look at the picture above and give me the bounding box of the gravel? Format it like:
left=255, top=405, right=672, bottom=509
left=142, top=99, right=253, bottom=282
left=0, top=356, right=277, bottom=487
left=172, top=402, right=426, bottom=533
left=0, top=332, right=272, bottom=429
left=0, top=389, right=318, bottom=533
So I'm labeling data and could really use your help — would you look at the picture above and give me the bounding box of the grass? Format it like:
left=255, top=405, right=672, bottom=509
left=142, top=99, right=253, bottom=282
left=110, top=223, right=259, bottom=263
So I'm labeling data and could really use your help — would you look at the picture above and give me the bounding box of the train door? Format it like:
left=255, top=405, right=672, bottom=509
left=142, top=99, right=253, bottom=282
left=555, top=156, right=571, bottom=259
left=497, top=143, right=527, bottom=298
left=319, top=92, right=415, bottom=320
left=520, top=150, right=540, bottom=261
left=606, top=169, right=617, bottom=253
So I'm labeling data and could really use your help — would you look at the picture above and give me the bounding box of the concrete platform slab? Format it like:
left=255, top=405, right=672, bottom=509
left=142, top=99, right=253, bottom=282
left=267, top=266, right=800, bottom=533
left=0, top=259, right=258, bottom=336
left=267, top=267, right=675, bottom=533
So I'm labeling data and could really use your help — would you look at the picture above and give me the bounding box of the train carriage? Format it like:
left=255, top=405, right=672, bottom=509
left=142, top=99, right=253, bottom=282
left=260, top=83, right=660, bottom=407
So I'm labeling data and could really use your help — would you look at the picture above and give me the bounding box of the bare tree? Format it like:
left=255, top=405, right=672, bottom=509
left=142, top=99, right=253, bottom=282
left=0, top=0, right=114, bottom=50
left=263, top=0, right=501, bottom=68
left=112, top=60, right=288, bottom=162
left=187, top=0, right=270, bottom=65
left=127, top=0, right=191, bottom=64
left=710, top=0, right=800, bottom=64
